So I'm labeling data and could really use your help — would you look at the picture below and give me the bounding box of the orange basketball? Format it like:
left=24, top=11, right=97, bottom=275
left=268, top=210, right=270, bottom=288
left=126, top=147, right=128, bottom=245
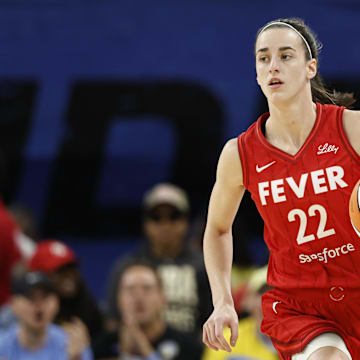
left=349, top=179, right=360, bottom=237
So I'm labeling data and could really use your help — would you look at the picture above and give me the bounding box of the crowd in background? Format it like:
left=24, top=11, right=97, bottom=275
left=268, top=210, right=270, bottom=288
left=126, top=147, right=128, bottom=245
left=0, top=182, right=278, bottom=360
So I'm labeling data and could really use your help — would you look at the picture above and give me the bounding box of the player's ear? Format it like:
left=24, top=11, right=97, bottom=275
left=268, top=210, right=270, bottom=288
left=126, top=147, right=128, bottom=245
left=307, top=58, right=317, bottom=80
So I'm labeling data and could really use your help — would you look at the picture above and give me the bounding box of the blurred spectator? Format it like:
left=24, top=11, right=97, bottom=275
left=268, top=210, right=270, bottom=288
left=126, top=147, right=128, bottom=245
left=0, top=198, right=36, bottom=336
left=106, top=183, right=212, bottom=335
left=8, top=203, right=39, bottom=241
left=0, top=271, right=93, bottom=360
left=29, top=240, right=103, bottom=343
left=0, top=303, right=17, bottom=334
left=94, top=261, right=203, bottom=360
left=0, top=199, right=36, bottom=308
left=231, top=265, right=257, bottom=316
left=201, top=266, right=279, bottom=360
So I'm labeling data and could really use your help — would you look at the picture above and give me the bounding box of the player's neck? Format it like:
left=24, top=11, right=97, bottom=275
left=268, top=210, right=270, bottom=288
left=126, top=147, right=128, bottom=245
left=266, top=96, right=317, bottom=152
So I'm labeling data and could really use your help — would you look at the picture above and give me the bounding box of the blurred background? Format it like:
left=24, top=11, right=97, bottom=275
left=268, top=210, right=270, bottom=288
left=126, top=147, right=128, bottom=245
left=1, top=0, right=360, bottom=302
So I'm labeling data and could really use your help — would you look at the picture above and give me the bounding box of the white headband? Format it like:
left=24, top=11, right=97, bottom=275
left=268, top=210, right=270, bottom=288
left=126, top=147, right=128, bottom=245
left=259, top=21, right=313, bottom=59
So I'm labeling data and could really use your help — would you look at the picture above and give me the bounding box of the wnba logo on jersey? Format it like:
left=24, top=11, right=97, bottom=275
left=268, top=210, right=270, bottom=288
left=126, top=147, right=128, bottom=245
left=257, top=165, right=348, bottom=206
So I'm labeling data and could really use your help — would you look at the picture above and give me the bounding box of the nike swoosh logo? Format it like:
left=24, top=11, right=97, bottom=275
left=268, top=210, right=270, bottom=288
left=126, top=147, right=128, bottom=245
left=256, top=161, right=276, bottom=173
left=272, top=301, right=281, bottom=314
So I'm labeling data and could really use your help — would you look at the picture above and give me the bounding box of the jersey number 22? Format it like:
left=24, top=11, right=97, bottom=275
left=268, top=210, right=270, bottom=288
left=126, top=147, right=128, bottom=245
left=288, top=204, right=335, bottom=245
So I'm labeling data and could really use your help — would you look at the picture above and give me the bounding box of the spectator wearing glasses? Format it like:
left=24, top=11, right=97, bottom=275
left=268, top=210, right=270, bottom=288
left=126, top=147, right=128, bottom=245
left=106, top=183, right=212, bottom=336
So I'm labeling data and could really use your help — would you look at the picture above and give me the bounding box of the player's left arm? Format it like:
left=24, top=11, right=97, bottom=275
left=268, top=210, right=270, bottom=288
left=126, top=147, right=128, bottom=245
left=343, top=109, right=360, bottom=156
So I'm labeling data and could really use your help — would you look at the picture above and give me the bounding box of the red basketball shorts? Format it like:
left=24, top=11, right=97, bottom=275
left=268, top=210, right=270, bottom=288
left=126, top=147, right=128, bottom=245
left=261, top=287, right=360, bottom=360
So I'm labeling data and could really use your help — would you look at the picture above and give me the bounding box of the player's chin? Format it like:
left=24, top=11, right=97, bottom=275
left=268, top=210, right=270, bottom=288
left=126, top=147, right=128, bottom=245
left=267, top=91, right=293, bottom=105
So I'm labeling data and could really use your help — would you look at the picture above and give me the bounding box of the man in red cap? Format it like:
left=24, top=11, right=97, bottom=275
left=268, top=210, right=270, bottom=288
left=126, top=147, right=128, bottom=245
left=29, top=240, right=103, bottom=343
left=30, top=240, right=76, bottom=271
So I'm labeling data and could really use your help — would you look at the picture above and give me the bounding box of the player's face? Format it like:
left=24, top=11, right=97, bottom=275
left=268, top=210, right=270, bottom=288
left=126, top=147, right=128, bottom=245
left=11, top=289, right=59, bottom=332
left=255, top=28, right=317, bottom=105
left=118, top=266, right=165, bottom=326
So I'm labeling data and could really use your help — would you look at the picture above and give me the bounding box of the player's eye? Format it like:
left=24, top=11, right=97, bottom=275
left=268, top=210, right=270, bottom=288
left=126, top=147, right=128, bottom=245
left=281, top=54, right=292, bottom=60
left=258, top=56, right=269, bottom=62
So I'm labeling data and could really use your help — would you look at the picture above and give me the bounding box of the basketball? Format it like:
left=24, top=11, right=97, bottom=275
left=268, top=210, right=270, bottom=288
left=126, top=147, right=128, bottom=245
left=349, top=179, right=360, bottom=237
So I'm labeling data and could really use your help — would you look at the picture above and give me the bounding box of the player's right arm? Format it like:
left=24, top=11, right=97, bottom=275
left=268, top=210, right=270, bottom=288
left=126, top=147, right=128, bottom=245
left=202, top=138, right=246, bottom=353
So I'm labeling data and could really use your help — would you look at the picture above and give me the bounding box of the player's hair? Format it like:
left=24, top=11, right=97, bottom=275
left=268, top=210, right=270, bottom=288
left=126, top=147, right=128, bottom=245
left=256, top=18, right=356, bottom=107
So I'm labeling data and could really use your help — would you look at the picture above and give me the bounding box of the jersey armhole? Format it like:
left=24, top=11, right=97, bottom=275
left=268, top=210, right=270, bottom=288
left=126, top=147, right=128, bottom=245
left=237, top=133, right=248, bottom=188
left=337, top=106, right=360, bottom=163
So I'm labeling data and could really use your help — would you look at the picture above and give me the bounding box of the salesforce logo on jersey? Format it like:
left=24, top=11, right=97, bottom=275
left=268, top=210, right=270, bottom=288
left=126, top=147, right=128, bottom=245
left=299, top=243, right=355, bottom=264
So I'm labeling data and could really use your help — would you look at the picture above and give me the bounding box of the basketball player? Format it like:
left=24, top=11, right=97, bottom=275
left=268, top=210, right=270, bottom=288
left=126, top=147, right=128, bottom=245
left=202, top=18, right=360, bottom=360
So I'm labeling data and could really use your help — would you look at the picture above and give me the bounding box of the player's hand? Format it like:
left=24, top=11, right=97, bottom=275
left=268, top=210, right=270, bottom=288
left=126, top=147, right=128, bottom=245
left=202, top=303, right=238, bottom=352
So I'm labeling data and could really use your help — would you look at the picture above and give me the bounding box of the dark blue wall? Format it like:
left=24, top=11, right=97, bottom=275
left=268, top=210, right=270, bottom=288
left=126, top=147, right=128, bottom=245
left=1, top=0, right=360, bottom=299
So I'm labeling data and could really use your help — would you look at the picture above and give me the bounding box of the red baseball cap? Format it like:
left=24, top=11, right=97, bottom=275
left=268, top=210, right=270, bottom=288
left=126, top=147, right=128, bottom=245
left=29, top=240, right=77, bottom=273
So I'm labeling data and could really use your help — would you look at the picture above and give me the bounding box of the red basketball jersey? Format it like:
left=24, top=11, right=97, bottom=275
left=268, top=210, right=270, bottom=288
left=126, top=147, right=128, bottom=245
left=238, top=102, right=360, bottom=290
